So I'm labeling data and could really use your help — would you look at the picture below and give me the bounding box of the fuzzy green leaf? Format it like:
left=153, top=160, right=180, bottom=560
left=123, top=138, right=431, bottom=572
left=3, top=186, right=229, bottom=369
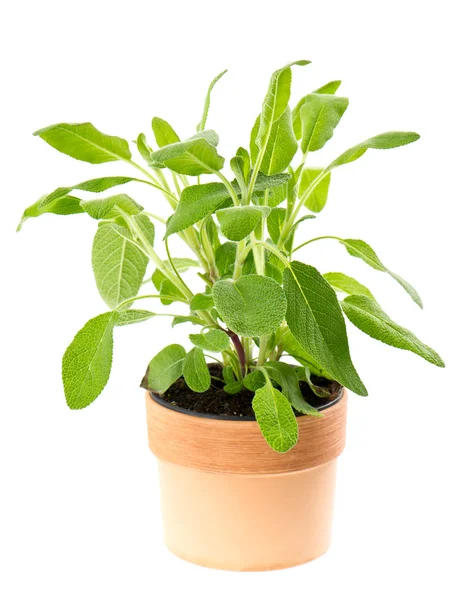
left=17, top=195, right=84, bottom=230
left=62, top=312, right=118, bottom=409
left=252, top=381, right=298, bottom=453
left=81, top=194, right=143, bottom=220
left=150, top=131, right=224, bottom=175
left=338, top=238, right=422, bottom=307
left=34, top=122, right=131, bottom=164
left=216, top=206, right=270, bottom=242
left=243, top=370, right=266, bottom=391
left=189, top=330, right=230, bottom=352
left=151, top=117, right=180, bottom=147
left=136, top=133, right=153, bottom=162
left=264, top=361, right=321, bottom=416
left=197, top=69, right=227, bottom=132
left=144, top=344, right=186, bottom=393
left=256, top=107, right=298, bottom=175
left=299, top=94, right=349, bottom=153
left=215, top=242, right=237, bottom=277
left=341, top=295, right=444, bottom=367
left=283, top=261, right=367, bottom=395
left=293, top=81, right=342, bottom=139
left=190, top=293, right=214, bottom=310
left=212, top=274, right=287, bottom=337
left=323, top=272, right=375, bottom=300
left=116, top=309, right=156, bottom=326
left=299, top=168, right=331, bottom=212
left=183, top=347, right=211, bottom=392
left=280, top=331, right=331, bottom=378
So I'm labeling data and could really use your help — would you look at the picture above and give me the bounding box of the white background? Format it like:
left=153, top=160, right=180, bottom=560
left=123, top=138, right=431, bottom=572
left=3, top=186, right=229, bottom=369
left=1, top=1, right=462, bottom=598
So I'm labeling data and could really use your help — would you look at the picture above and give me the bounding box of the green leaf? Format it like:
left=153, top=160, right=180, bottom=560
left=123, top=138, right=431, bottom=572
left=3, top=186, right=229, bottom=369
left=279, top=331, right=331, bottom=378
left=34, top=122, right=131, bottom=163
left=62, top=312, right=118, bottom=409
left=151, top=269, right=183, bottom=306
left=151, top=117, right=180, bottom=147
left=144, top=344, right=186, bottom=393
left=116, top=309, right=156, bottom=326
left=92, top=215, right=154, bottom=309
left=17, top=195, right=84, bottom=230
left=216, top=206, right=271, bottom=242
left=243, top=370, right=266, bottom=391
left=327, top=131, right=420, bottom=171
left=222, top=366, right=236, bottom=385
left=341, top=295, right=444, bottom=367
left=323, top=272, right=375, bottom=300
left=299, top=168, right=331, bottom=212
left=338, top=238, right=422, bottom=307
left=80, top=193, right=143, bottom=220
left=256, top=60, right=310, bottom=151
left=136, top=133, right=153, bottom=162
left=212, top=274, right=287, bottom=337
left=293, top=80, right=342, bottom=139
left=299, top=367, right=331, bottom=398
left=258, top=107, right=298, bottom=175
left=165, top=182, right=232, bottom=236
left=150, top=131, right=225, bottom=175
left=283, top=261, right=367, bottom=395
left=264, top=361, right=321, bottom=416
left=183, top=347, right=211, bottom=392
left=252, top=381, right=298, bottom=453
left=223, top=381, right=244, bottom=395
left=189, top=330, right=230, bottom=352
left=215, top=242, right=237, bottom=277
left=267, top=208, right=287, bottom=245
left=299, top=94, right=349, bottom=153
left=190, top=293, right=214, bottom=310
left=197, top=69, right=228, bottom=132
left=252, top=172, right=292, bottom=194
left=231, top=148, right=251, bottom=194
left=171, top=315, right=205, bottom=328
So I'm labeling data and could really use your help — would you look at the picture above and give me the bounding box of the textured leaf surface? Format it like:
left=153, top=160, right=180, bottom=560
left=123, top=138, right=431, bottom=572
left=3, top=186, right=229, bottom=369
left=197, top=69, right=227, bottom=131
left=252, top=382, right=298, bottom=453
left=264, top=361, right=320, bottom=416
left=323, top=272, right=375, bottom=299
left=327, top=131, right=420, bottom=171
left=116, top=309, right=156, bottom=326
left=283, top=261, right=367, bottom=395
left=279, top=331, right=331, bottom=378
left=145, top=344, right=186, bottom=393
left=299, top=94, right=349, bottom=153
left=34, top=122, right=131, bottom=163
left=189, top=330, right=230, bottom=352
left=341, top=295, right=444, bottom=367
left=216, top=206, right=270, bottom=241
left=183, top=348, right=211, bottom=392
left=92, top=215, right=154, bottom=308
left=339, top=238, right=422, bottom=307
left=215, top=242, right=237, bottom=277
left=190, top=293, right=214, bottom=310
left=62, top=312, right=118, bottom=409
left=150, top=132, right=224, bottom=175
left=255, top=107, right=298, bottom=175
left=81, top=194, right=143, bottom=220
left=151, top=117, right=180, bottom=147
left=299, top=168, right=331, bottom=212
left=212, top=274, right=287, bottom=337
left=243, top=370, right=266, bottom=391
left=293, top=80, right=342, bottom=138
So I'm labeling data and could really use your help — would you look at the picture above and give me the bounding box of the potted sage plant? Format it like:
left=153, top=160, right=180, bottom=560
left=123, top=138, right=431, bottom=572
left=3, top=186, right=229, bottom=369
left=19, top=60, right=444, bottom=571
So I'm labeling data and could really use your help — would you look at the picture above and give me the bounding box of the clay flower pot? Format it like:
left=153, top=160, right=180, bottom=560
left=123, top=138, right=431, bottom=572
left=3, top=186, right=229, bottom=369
left=145, top=388, right=347, bottom=571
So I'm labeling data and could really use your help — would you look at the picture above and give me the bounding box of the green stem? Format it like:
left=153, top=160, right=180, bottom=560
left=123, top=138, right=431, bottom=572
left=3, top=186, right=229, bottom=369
left=165, top=237, right=193, bottom=298
left=124, top=159, right=178, bottom=207
left=143, top=211, right=166, bottom=224
left=292, top=235, right=340, bottom=254
left=214, top=171, right=240, bottom=206
left=257, top=335, right=269, bottom=366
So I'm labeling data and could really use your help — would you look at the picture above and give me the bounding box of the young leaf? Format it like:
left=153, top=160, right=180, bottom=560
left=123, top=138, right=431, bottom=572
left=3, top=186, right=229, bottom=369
left=80, top=194, right=143, bottom=220
left=212, top=274, right=287, bottom=337
left=151, top=117, right=180, bottom=147
left=299, top=94, right=349, bottom=153
left=267, top=208, right=287, bottom=245
left=257, top=107, right=298, bottom=175
left=143, top=344, right=186, bottom=393
left=231, top=147, right=251, bottom=194
left=17, top=195, right=84, bottom=230
left=34, top=122, right=131, bottom=163
left=166, top=182, right=232, bottom=236
left=283, top=261, right=367, bottom=396
left=189, top=330, right=230, bottom=352
left=279, top=331, right=331, bottom=378
left=323, top=272, right=375, bottom=300
left=215, top=242, right=237, bottom=277
left=341, top=295, right=444, bottom=367
left=150, top=132, right=225, bottom=175
left=62, top=312, right=118, bottom=409
left=216, top=206, right=271, bottom=242
left=183, top=347, right=211, bottom=392
left=313, top=80, right=342, bottom=94
left=264, top=361, right=321, bottom=416
left=92, top=215, right=153, bottom=309
left=327, top=131, right=420, bottom=171
left=136, top=133, right=153, bottom=162
left=298, top=168, right=331, bottom=212
left=190, top=293, right=214, bottom=310
left=293, top=80, right=342, bottom=139
left=171, top=315, right=205, bottom=328
left=338, top=238, right=422, bottom=307
left=252, top=381, right=299, bottom=453
left=116, top=309, right=156, bottom=326
left=243, top=370, right=266, bottom=391
left=197, top=69, right=228, bottom=132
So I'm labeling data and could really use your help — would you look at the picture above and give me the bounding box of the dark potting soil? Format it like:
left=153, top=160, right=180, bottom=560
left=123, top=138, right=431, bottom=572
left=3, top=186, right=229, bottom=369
left=149, top=364, right=342, bottom=419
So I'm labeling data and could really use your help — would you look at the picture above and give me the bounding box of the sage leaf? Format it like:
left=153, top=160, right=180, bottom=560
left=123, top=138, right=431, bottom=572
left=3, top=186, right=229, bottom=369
left=267, top=208, right=286, bottom=245
left=264, top=361, right=320, bottom=416
left=212, top=274, right=287, bottom=337
left=144, top=344, right=186, bottom=393
left=136, top=133, right=153, bottom=162
left=151, top=117, right=180, bottom=147
left=216, top=206, right=271, bottom=241
left=197, top=69, right=228, bottom=132
left=299, top=94, right=349, bottom=153
left=189, top=330, right=230, bottom=352
left=256, top=107, right=298, bottom=175
left=293, top=80, right=342, bottom=139
left=215, top=242, right=237, bottom=277
left=34, top=122, right=131, bottom=163
left=323, top=272, right=375, bottom=300
left=298, top=168, right=331, bottom=212
left=171, top=315, right=205, bottom=327
left=252, top=381, right=298, bottom=453
left=279, top=331, right=331, bottom=378
left=150, top=131, right=224, bottom=175
left=17, top=195, right=84, bottom=230
left=92, top=215, right=154, bottom=309
left=338, top=238, right=422, bottom=307
left=80, top=194, right=143, bottom=220
left=116, top=309, right=156, bottom=326
left=62, top=311, right=118, bottom=409
left=327, top=131, right=420, bottom=171
left=283, top=261, right=367, bottom=396
left=190, top=293, right=214, bottom=310
left=152, top=269, right=183, bottom=306
left=243, top=370, right=266, bottom=391
left=183, top=347, right=211, bottom=392
left=341, top=295, right=444, bottom=367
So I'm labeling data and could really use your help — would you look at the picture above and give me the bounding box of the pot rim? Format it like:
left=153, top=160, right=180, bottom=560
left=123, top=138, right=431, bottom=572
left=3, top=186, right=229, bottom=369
left=149, top=384, right=343, bottom=422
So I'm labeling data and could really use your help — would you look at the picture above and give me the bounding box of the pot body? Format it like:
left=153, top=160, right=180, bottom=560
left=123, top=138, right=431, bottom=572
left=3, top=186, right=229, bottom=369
left=146, top=389, right=347, bottom=571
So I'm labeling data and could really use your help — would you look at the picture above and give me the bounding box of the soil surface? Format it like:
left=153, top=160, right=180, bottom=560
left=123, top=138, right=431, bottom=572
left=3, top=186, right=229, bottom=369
left=147, top=364, right=342, bottom=419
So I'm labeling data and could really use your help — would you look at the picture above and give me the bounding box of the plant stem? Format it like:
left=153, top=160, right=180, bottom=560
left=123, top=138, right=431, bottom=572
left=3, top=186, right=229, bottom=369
left=214, top=171, right=240, bottom=206
left=292, top=235, right=340, bottom=254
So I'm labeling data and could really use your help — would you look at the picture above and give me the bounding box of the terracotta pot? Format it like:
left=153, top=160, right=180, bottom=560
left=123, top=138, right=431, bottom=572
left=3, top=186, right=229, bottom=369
left=145, top=388, right=347, bottom=571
